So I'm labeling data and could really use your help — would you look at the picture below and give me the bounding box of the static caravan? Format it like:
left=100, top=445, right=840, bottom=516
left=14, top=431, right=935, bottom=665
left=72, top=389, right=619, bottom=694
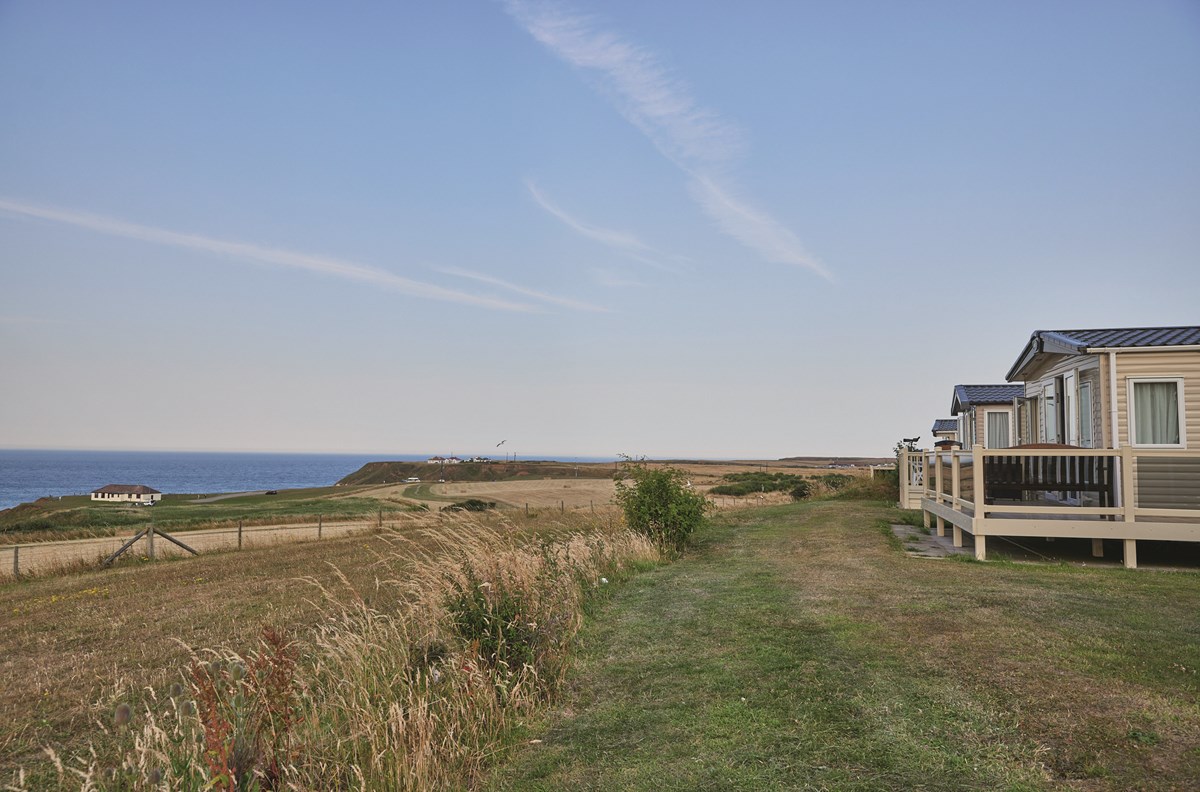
left=1006, top=327, right=1200, bottom=450
left=904, top=326, right=1200, bottom=568
left=949, top=384, right=1024, bottom=450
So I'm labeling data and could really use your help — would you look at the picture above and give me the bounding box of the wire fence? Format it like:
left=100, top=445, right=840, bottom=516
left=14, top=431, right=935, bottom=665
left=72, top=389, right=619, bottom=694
left=1, top=516, right=391, bottom=580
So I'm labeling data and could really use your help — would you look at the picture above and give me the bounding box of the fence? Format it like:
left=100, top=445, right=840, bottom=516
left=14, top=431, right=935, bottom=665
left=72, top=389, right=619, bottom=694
left=1, top=515, right=399, bottom=580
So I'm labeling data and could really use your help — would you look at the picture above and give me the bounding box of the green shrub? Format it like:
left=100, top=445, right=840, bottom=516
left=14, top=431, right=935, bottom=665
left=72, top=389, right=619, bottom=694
left=789, top=481, right=812, bottom=501
left=813, top=473, right=854, bottom=491
left=444, top=499, right=496, bottom=512
left=615, top=460, right=708, bottom=552
left=445, top=561, right=541, bottom=674
left=710, top=472, right=808, bottom=497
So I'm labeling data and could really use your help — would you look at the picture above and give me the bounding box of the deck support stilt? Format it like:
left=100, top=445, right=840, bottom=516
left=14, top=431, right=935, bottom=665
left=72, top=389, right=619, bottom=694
left=936, top=515, right=945, bottom=537
left=974, top=534, right=987, bottom=561
left=1091, top=538, right=1105, bottom=558
left=1123, top=539, right=1138, bottom=570
left=952, top=524, right=963, bottom=547
left=923, top=509, right=931, bottom=531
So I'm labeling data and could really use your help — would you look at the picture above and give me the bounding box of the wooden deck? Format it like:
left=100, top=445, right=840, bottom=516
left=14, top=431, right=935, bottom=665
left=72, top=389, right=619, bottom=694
left=897, top=448, right=1200, bottom=568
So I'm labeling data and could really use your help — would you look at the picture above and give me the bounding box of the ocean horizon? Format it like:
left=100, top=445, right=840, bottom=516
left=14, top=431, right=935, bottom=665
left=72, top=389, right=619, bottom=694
left=0, top=449, right=622, bottom=511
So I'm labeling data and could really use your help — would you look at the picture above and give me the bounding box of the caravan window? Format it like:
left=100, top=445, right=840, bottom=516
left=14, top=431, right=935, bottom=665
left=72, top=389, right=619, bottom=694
left=1130, top=379, right=1184, bottom=447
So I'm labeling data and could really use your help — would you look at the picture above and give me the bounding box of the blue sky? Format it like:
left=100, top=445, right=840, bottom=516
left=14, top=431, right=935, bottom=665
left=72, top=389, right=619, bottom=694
left=1, top=1, right=1197, bottom=458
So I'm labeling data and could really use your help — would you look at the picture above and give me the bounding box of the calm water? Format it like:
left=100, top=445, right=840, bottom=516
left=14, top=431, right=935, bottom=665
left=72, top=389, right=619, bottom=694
left=0, top=450, right=401, bottom=510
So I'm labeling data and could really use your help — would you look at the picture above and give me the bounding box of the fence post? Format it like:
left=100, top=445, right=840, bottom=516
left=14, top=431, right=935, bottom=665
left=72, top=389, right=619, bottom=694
left=12, top=546, right=18, bottom=578
left=525, top=503, right=529, bottom=516
left=378, top=509, right=382, bottom=528
left=238, top=520, right=243, bottom=550
left=319, top=514, right=323, bottom=539
left=591, top=500, right=594, bottom=514
left=147, top=526, right=155, bottom=560
left=561, top=501, right=564, bottom=514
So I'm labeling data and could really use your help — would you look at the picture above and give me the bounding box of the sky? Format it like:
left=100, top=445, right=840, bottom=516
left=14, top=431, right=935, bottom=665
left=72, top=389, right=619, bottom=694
left=1, top=1, right=1198, bottom=459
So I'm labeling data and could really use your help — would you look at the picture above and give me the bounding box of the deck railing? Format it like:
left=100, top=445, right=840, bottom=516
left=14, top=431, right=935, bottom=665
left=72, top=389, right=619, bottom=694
left=920, top=447, right=1199, bottom=534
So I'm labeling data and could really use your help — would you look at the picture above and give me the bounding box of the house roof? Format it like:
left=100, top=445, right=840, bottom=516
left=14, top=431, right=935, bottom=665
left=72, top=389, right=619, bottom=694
left=951, top=384, right=1024, bottom=415
left=932, top=418, right=958, bottom=433
left=1006, top=326, right=1200, bottom=381
left=92, top=484, right=161, bottom=495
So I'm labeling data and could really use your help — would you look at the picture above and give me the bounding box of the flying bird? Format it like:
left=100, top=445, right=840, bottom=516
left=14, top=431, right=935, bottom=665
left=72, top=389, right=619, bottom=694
left=496, top=440, right=507, bottom=447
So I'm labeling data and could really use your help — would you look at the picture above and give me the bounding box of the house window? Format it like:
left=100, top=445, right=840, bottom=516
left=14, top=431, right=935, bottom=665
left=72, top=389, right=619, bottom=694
left=985, top=410, right=1012, bottom=449
left=1129, top=378, right=1184, bottom=447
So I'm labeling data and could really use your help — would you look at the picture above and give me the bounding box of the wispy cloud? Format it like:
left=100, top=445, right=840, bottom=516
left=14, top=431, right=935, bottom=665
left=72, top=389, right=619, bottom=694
left=0, top=198, right=538, bottom=312
left=590, top=268, right=645, bottom=288
left=437, top=266, right=609, bottom=313
left=689, top=176, right=832, bottom=281
left=503, top=1, right=831, bottom=282
left=525, top=179, right=681, bottom=273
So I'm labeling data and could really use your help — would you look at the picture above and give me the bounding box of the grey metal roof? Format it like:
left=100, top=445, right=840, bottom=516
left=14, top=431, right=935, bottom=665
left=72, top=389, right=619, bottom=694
left=1007, top=326, right=1200, bottom=380
left=951, top=384, right=1024, bottom=415
left=92, top=484, right=161, bottom=495
left=1043, top=326, right=1200, bottom=350
left=932, top=418, right=958, bottom=433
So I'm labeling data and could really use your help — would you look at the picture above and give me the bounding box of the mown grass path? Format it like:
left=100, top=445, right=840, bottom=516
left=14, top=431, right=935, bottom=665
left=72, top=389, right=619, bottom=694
left=486, top=500, right=1200, bottom=791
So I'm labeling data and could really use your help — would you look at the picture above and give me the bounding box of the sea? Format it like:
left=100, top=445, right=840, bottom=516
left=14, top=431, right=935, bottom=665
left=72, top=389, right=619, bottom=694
left=0, top=449, right=619, bottom=511
left=0, top=450, right=392, bottom=510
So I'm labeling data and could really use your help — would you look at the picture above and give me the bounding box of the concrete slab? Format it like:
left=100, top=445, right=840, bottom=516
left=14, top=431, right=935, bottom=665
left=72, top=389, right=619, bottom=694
left=891, top=524, right=971, bottom=559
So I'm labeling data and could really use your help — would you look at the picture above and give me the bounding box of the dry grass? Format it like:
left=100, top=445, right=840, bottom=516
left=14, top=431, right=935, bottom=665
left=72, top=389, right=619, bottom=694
left=0, top=507, right=654, bottom=789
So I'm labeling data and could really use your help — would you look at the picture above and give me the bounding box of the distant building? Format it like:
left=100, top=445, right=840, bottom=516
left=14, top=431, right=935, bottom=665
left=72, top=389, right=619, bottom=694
left=426, top=456, right=445, bottom=464
left=90, top=484, right=162, bottom=504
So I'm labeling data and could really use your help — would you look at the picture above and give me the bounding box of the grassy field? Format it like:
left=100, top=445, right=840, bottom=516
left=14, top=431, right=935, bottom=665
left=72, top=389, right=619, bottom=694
left=486, top=499, right=1200, bottom=791
left=9, top=485, right=1193, bottom=790
left=0, top=507, right=622, bottom=786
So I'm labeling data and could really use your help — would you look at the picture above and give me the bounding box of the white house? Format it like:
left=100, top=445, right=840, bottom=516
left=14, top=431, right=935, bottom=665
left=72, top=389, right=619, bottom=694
left=90, top=484, right=162, bottom=504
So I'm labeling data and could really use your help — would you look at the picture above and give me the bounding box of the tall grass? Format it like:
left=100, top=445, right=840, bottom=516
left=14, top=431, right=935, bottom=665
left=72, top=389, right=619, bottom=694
left=28, top=515, right=660, bottom=791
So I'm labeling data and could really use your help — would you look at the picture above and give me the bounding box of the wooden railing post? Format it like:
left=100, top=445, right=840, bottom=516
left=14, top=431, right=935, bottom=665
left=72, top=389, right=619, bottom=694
left=1121, top=447, right=1136, bottom=524
left=951, top=452, right=961, bottom=508
left=935, top=450, right=944, bottom=505
left=972, top=449, right=986, bottom=530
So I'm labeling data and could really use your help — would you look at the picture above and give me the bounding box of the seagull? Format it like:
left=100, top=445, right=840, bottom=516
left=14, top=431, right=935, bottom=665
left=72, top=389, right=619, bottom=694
left=496, top=440, right=507, bottom=447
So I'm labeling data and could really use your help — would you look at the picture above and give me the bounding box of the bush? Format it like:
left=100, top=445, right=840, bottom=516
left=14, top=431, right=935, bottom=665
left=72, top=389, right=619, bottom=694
left=789, top=481, right=812, bottom=501
left=614, top=460, right=708, bottom=552
left=813, top=473, right=854, bottom=491
left=709, top=471, right=807, bottom=497
left=445, top=561, right=541, bottom=675
left=444, top=499, right=496, bottom=512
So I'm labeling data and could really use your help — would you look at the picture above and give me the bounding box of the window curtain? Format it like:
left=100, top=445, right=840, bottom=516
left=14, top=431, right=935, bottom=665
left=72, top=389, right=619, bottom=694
left=987, top=412, right=1011, bottom=448
left=1134, top=382, right=1179, bottom=445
